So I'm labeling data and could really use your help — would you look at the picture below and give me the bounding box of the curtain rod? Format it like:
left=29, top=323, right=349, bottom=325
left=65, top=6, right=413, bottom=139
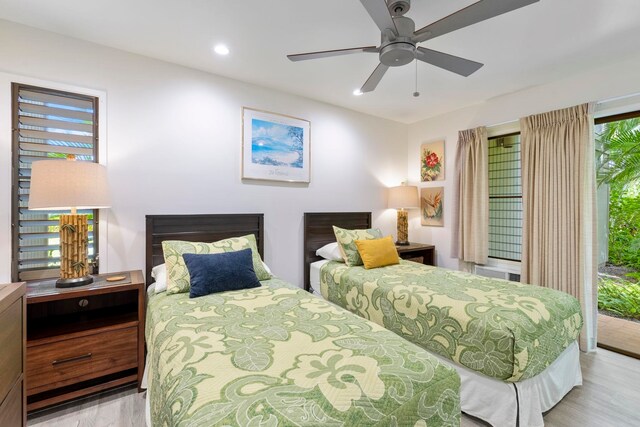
left=596, top=91, right=640, bottom=105
left=485, top=91, right=640, bottom=129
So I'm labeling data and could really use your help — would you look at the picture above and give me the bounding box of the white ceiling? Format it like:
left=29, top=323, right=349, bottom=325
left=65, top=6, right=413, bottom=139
left=1, top=0, right=639, bottom=123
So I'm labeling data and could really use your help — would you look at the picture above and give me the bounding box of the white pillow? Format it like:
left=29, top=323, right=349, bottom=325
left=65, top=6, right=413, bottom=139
left=261, top=261, right=273, bottom=276
left=151, top=263, right=167, bottom=294
left=316, top=242, right=344, bottom=262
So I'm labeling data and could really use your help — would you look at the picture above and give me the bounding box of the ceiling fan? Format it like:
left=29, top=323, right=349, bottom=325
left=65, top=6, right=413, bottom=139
left=287, top=0, right=539, bottom=94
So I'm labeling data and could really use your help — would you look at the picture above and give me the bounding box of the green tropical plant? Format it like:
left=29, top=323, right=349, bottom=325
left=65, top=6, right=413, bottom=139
left=597, top=118, right=640, bottom=271
left=607, top=184, right=640, bottom=271
left=598, top=277, right=640, bottom=319
left=597, top=118, right=640, bottom=187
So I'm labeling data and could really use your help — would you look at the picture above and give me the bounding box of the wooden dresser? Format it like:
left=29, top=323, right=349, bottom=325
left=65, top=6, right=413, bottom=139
left=25, top=271, right=145, bottom=412
left=0, top=282, right=27, bottom=427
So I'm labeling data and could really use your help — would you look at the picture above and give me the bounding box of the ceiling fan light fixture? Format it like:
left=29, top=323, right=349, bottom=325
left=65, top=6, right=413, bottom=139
left=214, top=44, right=230, bottom=56
left=353, top=89, right=364, bottom=96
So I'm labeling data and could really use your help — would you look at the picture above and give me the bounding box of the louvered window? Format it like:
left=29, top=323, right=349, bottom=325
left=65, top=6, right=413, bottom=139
left=488, top=133, right=522, bottom=261
left=11, top=83, right=99, bottom=281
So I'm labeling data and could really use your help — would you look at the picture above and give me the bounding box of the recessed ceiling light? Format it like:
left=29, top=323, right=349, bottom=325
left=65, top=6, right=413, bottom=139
left=353, top=89, right=363, bottom=96
left=214, top=44, right=230, bottom=56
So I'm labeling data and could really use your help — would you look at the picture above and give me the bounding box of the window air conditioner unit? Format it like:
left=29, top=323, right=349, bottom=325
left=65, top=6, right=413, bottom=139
left=474, top=265, right=521, bottom=282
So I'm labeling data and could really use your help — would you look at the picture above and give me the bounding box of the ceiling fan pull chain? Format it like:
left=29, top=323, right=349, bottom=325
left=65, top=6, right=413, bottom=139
left=413, top=57, right=420, bottom=97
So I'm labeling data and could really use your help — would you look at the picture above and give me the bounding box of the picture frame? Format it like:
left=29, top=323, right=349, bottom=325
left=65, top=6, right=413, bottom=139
left=421, top=186, right=444, bottom=227
left=242, top=107, right=311, bottom=183
left=420, top=140, right=445, bottom=182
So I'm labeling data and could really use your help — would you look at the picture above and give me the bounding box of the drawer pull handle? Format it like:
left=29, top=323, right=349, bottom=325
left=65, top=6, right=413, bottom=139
left=52, top=353, right=93, bottom=366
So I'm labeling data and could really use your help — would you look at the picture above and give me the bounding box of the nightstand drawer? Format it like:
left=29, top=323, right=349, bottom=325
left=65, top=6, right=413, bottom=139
left=26, top=326, right=137, bottom=394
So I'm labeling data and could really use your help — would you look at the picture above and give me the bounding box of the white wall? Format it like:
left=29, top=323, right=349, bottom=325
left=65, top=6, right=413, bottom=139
left=407, top=52, right=640, bottom=269
left=3, top=19, right=640, bottom=283
left=0, top=20, right=406, bottom=285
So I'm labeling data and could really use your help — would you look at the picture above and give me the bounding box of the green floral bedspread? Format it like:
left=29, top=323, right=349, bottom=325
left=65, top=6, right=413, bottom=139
left=320, top=261, right=582, bottom=382
left=146, top=278, right=460, bottom=426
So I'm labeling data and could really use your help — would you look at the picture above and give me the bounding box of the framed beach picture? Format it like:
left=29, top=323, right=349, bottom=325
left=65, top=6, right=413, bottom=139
left=421, top=187, right=444, bottom=227
left=242, top=107, right=311, bottom=183
left=420, top=140, right=445, bottom=182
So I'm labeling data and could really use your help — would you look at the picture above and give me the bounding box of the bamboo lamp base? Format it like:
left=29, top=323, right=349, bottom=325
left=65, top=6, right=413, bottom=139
left=56, top=214, right=93, bottom=288
left=396, top=209, right=410, bottom=246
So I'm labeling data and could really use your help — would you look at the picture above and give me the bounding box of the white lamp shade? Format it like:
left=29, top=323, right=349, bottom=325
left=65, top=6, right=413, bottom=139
left=29, top=159, right=111, bottom=210
left=388, top=185, right=419, bottom=209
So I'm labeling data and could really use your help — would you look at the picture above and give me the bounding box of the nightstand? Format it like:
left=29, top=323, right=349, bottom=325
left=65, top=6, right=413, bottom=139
left=396, top=243, right=436, bottom=266
left=25, top=270, right=145, bottom=412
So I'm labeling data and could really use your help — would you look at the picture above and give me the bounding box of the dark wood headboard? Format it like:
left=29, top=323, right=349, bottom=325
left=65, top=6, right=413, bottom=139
left=303, top=212, right=371, bottom=292
left=145, top=214, right=264, bottom=286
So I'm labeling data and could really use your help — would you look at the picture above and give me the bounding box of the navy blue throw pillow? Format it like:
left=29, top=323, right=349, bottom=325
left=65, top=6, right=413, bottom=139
left=183, top=249, right=261, bottom=298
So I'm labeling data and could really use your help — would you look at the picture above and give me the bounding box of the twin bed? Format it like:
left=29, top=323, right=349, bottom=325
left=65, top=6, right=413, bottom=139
left=144, top=214, right=460, bottom=426
left=143, top=212, right=582, bottom=427
left=304, top=212, right=583, bottom=427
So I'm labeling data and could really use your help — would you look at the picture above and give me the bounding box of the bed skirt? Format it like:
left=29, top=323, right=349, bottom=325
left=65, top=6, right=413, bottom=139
left=431, top=341, right=581, bottom=427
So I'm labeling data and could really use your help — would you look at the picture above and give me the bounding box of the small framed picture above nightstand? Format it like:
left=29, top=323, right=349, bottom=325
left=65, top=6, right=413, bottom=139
left=396, top=243, right=435, bottom=266
left=24, top=270, right=145, bottom=412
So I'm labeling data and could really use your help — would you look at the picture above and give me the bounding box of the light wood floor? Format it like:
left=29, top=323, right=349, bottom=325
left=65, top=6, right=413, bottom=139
left=28, top=348, right=640, bottom=427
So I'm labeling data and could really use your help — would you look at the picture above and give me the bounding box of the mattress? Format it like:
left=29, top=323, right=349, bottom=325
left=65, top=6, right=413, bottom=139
left=146, top=277, right=461, bottom=426
left=310, top=259, right=329, bottom=295
left=319, top=260, right=583, bottom=382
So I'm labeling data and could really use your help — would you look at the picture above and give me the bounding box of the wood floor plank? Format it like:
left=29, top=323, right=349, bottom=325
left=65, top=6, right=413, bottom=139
left=29, top=349, right=640, bottom=427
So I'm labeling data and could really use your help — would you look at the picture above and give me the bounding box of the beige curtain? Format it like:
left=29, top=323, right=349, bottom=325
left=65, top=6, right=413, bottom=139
left=452, top=127, right=489, bottom=265
left=520, top=103, right=598, bottom=352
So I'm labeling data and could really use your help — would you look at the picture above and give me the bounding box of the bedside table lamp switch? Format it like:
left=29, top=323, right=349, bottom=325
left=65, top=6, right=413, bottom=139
left=388, top=184, right=419, bottom=246
left=28, top=155, right=110, bottom=288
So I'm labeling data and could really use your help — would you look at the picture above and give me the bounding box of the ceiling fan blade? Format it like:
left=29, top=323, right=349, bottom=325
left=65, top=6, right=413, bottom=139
left=413, top=0, right=539, bottom=43
left=360, top=63, right=389, bottom=93
left=416, top=47, right=483, bottom=77
left=287, top=46, right=378, bottom=62
left=359, top=0, right=398, bottom=35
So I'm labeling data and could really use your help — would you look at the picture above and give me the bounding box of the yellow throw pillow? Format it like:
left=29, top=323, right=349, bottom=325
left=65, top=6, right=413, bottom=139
left=354, top=236, right=400, bottom=269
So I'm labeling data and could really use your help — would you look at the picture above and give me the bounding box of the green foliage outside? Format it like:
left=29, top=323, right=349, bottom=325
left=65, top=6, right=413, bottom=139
left=597, top=117, right=640, bottom=187
left=598, top=277, right=640, bottom=319
left=597, top=118, right=640, bottom=271
left=607, top=183, right=640, bottom=271
left=596, top=118, right=640, bottom=319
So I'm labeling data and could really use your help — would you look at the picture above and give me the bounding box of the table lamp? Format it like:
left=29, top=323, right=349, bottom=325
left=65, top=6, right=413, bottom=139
left=28, top=155, right=110, bottom=288
left=388, top=184, right=419, bottom=246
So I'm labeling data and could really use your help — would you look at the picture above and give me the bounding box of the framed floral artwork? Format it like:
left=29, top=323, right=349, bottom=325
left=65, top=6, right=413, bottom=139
left=421, top=187, right=444, bottom=226
left=420, top=140, right=444, bottom=182
left=242, top=107, right=311, bottom=183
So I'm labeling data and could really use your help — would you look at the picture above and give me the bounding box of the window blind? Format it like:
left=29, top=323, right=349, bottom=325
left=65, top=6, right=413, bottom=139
left=11, top=83, right=99, bottom=281
left=488, top=134, right=522, bottom=261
